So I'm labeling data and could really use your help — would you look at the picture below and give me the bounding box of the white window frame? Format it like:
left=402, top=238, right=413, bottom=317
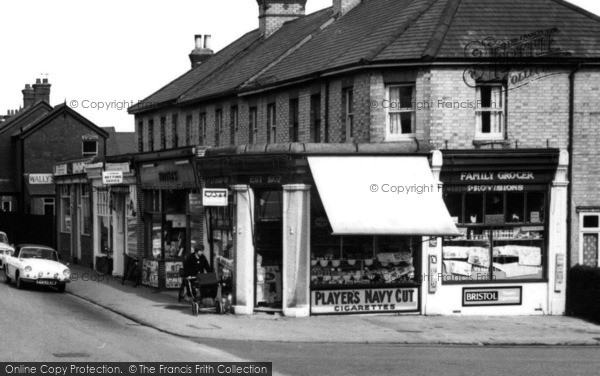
left=578, top=212, right=600, bottom=267
left=249, top=107, right=258, bottom=144
left=385, top=84, right=416, bottom=141
left=267, top=103, right=276, bottom=143
left=475, top=83, right=506, bottom=140
left=60, top=185, right=71, bottom=233
left=2, top=200, right=11, bottom=212
left=82, top=139, right=98, bottom=157
left=199, top=112, right=207, bottom=145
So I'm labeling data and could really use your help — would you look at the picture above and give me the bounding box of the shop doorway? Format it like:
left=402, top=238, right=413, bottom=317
left=254, top=189, right=283, bottom=311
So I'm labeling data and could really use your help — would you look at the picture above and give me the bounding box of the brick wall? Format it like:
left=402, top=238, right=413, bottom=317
left=571, top=69, right=600, bottom=265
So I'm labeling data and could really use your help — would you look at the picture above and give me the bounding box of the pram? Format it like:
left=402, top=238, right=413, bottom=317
left=180, top=271, right=232, bottom=316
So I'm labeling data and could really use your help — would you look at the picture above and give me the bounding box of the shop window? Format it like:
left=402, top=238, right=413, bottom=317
left=199, top=112, right=207, bottom=145
left=442, top=188, right=547, bottom=283
left=310, top=189, right=419, bottom=287
left=443, top=192, right=463, bottom=223
left=150, top=213, right=162, bottom=259
left=386, top=84, right=415, bottom=140
left=172, top=114, right=179, bottom=148
left=289, top=98, right=299, bottom=142
left=60, top=186, right=71, bottom=233
left=81, top=185, right=91, bottom=235
left=249, top=107, right=258, bottom=144
left=82, top=139, right=98, bottom=157
left=163, top=190, right=186, bottom=213
left=310, top=94, right=321, bottom=143
left=230, top=106, right=238, bottom=145
left=342, top=89, right=353, bottom=142
left=2, top=200, right=12, bottom=212
left=267, top=103, right=276, bottom=143
left=475, top=83, right=505, bottom=139
left=126, top=189, right=138, bottom=257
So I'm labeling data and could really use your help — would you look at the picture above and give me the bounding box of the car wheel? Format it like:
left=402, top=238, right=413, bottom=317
left=3, top=268, right=10, bottom=284
left=57, top=284, right=66, bottom=293
left=16, top=273, right=25, bottom=290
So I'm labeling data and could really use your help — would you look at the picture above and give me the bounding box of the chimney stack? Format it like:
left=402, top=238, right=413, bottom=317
left=189, top=34, right=214, bottom=68
left=333, top=0, right=361, bottom=17
left=32, top=78, right=51, bottom=104
left=257, top=0, right=306, bottom=38
left=22, top=84, right=35, bottom=109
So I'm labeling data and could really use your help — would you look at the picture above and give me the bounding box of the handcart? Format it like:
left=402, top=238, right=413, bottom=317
left=180, top=271, right=232, bottom=316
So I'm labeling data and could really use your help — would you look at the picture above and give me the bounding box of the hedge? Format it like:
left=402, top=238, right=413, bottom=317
left=566, top=265, right=600, bottom=324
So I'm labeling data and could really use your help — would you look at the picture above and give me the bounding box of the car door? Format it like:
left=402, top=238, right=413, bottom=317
left=5, top=249, right=17, bottom=278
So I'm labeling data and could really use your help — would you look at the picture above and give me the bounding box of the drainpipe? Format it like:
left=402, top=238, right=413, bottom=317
left=567, top=63, right=581, bottom=270
left=324, top=81, right=330, bottom=143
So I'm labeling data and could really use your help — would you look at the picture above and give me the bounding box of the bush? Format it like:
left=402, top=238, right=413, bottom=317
left=567, top=265, right=600, bottom=324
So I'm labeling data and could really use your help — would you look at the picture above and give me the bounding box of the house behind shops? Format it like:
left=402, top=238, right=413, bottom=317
left=125, top=0, right=600, bottom=317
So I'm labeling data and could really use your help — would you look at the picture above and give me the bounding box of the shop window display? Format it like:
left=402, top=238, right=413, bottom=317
left=310, top=190, right=419, bottom=287
left=442, top=190, right=546, bottom=282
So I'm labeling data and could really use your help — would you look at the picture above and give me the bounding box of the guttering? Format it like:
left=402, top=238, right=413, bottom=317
left=567, top=63, right=582, bottom=270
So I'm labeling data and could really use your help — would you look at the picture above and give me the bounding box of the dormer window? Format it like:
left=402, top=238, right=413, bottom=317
left=82, top=138, right=98, bottom=157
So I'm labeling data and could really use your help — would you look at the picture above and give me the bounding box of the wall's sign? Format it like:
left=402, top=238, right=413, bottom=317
left=311, top=287, right=419, bottom=315
left=28, top=174, right=54, bottom=185
left=462, top=286, right=522, bottom=307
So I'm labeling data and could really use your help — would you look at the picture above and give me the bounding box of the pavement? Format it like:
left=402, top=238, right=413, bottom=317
left=65, top=264, right=600, bottom=346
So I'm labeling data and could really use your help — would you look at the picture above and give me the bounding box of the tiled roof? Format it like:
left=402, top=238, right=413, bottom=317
left=0, top=102, right=53, bottom=136
left=134, top=0, right=600, bottom=112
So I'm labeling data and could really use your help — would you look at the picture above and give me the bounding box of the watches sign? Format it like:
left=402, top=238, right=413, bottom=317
left=462, top=286, right=522, bottom=307
left=311, top=287, right=419, bottom=315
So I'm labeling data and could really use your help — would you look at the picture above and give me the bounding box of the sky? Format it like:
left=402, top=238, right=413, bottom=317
left=0, top=0, right=599, bottom=132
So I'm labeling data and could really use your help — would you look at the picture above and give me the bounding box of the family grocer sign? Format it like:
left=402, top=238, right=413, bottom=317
left=311, top=287, right=419, bottom=315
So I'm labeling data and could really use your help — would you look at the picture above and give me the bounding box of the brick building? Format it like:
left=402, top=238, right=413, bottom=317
left=129, top=0, right=600, bottom=317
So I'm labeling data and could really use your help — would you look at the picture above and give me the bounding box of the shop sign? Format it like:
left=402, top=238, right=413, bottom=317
left=105, top=162, right=130, bottom=173
left=555, top=254, right=565, bottom=292
left=462, top=286, right=522, bottom=307
left=140, top=160, right=195, bottom=189
left=102, top=171, right=123, bottom=185
left=442, top=170, right=554, bottom=185
left=85, top=162, right=104, bottom=171
left=310, top=287, right=419, bottom=315
left=54, top=164, right=68, bottom=176
left=28, top=174, right=54, bottom=185
left=189, top=193, right=203, bottom=215
left=72, top=162, right=87, bottom=174
left=203, top=188, right=228, bottom=207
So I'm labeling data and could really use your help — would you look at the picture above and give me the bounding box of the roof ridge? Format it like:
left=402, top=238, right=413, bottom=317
left=548, top=0, right=600, bottom=24
left=0, top=101, right=52, bottom=135
left=421, top=0, right=462, bottom=59
left=360, top=0, right=438, bottom=63
left=240, top=11, right=336, bottom=90
left=178, top=34, right=265, bottom=102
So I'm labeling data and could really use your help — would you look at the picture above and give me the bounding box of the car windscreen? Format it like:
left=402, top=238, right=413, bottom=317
left=19, top=248, right=58, bottom=261
left=0, top=233, right=8, bottom=244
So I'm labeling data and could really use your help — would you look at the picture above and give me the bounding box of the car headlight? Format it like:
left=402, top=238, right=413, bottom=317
left=63, top=269, right=70, bottom=276
left=25, top=266, right=32, bottom=272
left=38, top=271, right=43, bottom=277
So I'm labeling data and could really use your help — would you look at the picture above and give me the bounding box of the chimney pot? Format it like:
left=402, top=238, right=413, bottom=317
left=36, top=78, right=41, bottom=84
left=189, top=34, right=214, bottom=68
left=42, top=78, right=48, bottom=84
left=204, top=35, right=212, bottom=50
left=194, top=34, right=203, bottom=49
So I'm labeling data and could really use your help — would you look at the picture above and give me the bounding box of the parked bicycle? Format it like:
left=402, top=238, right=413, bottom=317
left=96, top=249, right=113, bottom=276
left=122, top=254, right=140, bottom=287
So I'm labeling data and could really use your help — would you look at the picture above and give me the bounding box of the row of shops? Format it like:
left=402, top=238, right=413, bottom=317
left=54, top=144, right=567, bottom=317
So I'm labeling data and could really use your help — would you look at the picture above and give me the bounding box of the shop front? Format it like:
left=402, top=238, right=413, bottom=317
left=136, top=148, right=200, bottom=289
left=195, top=144, right=459, bottom=317
left=425, top=149, right=568, bottom=315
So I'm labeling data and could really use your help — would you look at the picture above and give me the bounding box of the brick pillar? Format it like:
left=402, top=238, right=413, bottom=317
left=282, top=184, right=311, bottom=317
left=232, top=185, right=255, bottom=315
left=548, top=149, right=569, bottom=315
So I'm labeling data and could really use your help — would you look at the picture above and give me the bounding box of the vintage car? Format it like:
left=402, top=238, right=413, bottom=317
left=0, top=232, right=14, bottom=267
left=3, top=244, right=70, bottom=292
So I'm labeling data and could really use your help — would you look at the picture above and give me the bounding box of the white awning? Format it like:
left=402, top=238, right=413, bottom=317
left=308, top=156, right=460, bottom=236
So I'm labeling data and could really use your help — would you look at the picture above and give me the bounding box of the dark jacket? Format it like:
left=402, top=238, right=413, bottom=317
left=183, top=252, right=212, bottom=277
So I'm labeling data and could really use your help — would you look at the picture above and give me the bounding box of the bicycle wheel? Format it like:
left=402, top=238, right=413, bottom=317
left=96, top=257, right=110, bottom=276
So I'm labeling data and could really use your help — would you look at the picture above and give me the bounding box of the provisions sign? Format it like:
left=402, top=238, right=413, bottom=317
left=311, top=287, right=419, bottom=315
left=102, top=171, right=123, bottom=185
left=462, top=286, right=522, bottom=307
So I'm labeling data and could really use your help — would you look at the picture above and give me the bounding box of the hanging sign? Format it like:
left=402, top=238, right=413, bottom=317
left=102, top=171, right=123, bottom=185
left=203, top=188, right=228, bottom=207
